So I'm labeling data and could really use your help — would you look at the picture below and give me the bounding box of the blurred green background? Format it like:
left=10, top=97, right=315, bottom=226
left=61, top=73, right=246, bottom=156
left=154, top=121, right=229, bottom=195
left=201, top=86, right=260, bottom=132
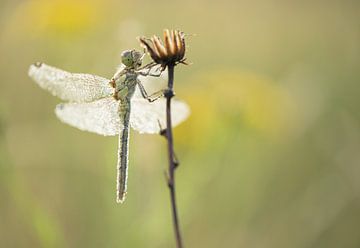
left=1, top=0, right=360, bottom=247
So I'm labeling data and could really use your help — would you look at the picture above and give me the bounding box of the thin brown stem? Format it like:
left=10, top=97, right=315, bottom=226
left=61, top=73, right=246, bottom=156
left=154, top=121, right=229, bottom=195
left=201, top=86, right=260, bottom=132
left=164, top=64, right=183, bottom=248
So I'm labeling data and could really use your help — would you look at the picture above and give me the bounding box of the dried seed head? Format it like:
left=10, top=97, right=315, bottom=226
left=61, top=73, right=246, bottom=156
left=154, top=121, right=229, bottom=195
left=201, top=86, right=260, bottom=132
left=139, top=29, right=186, bottom=67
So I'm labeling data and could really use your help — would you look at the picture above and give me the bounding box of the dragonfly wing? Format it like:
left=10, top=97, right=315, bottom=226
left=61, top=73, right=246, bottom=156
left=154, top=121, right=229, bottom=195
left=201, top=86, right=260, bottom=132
left=130, top=98, right=190, bottom=134
left=55, top=97, right=121, bottom=136
left=29, top=63, right=113, bottom=102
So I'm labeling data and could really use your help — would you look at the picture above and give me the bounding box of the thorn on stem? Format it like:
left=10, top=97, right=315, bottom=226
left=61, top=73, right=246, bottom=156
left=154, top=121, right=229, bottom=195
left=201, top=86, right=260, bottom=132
left=160, top=129, right=167, bottom=137
left=173, top=153, right=179, bottom=168
left=163, top=89, right=175, bottom=98
left=158, top=126, right=180, bottom=168
left=164, top=170, right=171, bottom=186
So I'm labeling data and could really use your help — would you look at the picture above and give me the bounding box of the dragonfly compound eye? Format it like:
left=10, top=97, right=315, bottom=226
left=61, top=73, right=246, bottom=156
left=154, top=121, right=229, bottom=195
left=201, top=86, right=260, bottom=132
left=121, top=50, right=134, bottom=67
left=131, top=50, right=143, bottom=65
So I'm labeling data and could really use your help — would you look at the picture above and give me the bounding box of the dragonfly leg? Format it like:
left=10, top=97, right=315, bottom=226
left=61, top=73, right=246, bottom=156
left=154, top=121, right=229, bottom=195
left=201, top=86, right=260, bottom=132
left=148, top=90, right=165, bottom=102
left=139, top=70, right=162, bottom=77
left=138, top=64, right=164, bottom=77
left=136, top=61, right=157, bottom=71
left=137, top=81, right=165, bottom=102
left=137, top=62, right=157, bottom=72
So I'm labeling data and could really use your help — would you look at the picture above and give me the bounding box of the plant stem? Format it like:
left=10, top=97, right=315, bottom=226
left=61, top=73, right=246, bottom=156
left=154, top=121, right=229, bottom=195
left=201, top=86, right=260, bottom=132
left=165, top=64, right=183, bottom=248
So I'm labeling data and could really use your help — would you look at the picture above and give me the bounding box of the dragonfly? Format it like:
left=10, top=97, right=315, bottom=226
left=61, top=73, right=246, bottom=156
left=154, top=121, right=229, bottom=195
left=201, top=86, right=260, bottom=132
left=28, top=49, right=190, bottom=203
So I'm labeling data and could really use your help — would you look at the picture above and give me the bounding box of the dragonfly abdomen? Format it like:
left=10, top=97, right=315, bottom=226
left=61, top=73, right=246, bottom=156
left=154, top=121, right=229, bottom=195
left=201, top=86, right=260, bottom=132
left=116, top=101, right=131, bottom=203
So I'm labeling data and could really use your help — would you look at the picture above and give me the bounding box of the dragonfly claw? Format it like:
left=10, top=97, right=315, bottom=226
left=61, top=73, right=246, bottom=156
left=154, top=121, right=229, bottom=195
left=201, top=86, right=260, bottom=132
left=109, top=78, right=116, bottom=88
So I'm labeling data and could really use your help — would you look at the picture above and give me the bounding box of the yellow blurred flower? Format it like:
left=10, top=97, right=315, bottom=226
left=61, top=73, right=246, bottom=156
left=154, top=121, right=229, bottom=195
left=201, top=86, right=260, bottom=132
left=175, top=70, right=298, bottom=149
left=9, top=0, right=102, bottom=37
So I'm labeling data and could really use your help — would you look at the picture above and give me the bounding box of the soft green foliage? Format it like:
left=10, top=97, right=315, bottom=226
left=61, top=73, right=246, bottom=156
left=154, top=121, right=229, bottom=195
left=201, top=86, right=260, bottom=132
left=1, top=0, right=360, bottom=247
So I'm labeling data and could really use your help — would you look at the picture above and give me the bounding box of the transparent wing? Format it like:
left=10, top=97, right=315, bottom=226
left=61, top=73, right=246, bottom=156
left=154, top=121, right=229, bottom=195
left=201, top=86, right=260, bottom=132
left=55, top=97, right=121, bottom=136
left=130, top=98, right=190, bottom=134
left=29, top=63, right=113, bottom=102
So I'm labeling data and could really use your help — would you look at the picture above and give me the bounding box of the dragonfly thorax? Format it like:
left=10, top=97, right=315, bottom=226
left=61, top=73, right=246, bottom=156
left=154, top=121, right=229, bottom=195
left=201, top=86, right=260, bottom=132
left=113, top=70, right=138, bottom=101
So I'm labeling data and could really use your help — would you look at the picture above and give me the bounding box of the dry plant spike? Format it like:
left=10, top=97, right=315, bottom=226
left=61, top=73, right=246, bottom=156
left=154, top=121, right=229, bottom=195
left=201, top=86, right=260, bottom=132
left=138, top=28, right=190, bottom=248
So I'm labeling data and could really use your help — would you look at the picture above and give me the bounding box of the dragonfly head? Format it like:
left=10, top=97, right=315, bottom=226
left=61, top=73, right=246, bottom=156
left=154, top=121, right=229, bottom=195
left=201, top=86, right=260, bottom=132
left=121, top=49, right=143, bottom=69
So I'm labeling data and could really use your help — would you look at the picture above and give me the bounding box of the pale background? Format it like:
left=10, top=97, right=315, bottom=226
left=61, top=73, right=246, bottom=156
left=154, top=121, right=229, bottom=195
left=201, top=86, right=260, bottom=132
left=0, top=0, right=360, bottom=247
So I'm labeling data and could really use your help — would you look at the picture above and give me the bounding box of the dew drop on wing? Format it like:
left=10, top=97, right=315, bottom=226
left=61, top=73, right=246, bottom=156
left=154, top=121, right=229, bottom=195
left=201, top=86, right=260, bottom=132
left=34, top=62, right=43, bottom=68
